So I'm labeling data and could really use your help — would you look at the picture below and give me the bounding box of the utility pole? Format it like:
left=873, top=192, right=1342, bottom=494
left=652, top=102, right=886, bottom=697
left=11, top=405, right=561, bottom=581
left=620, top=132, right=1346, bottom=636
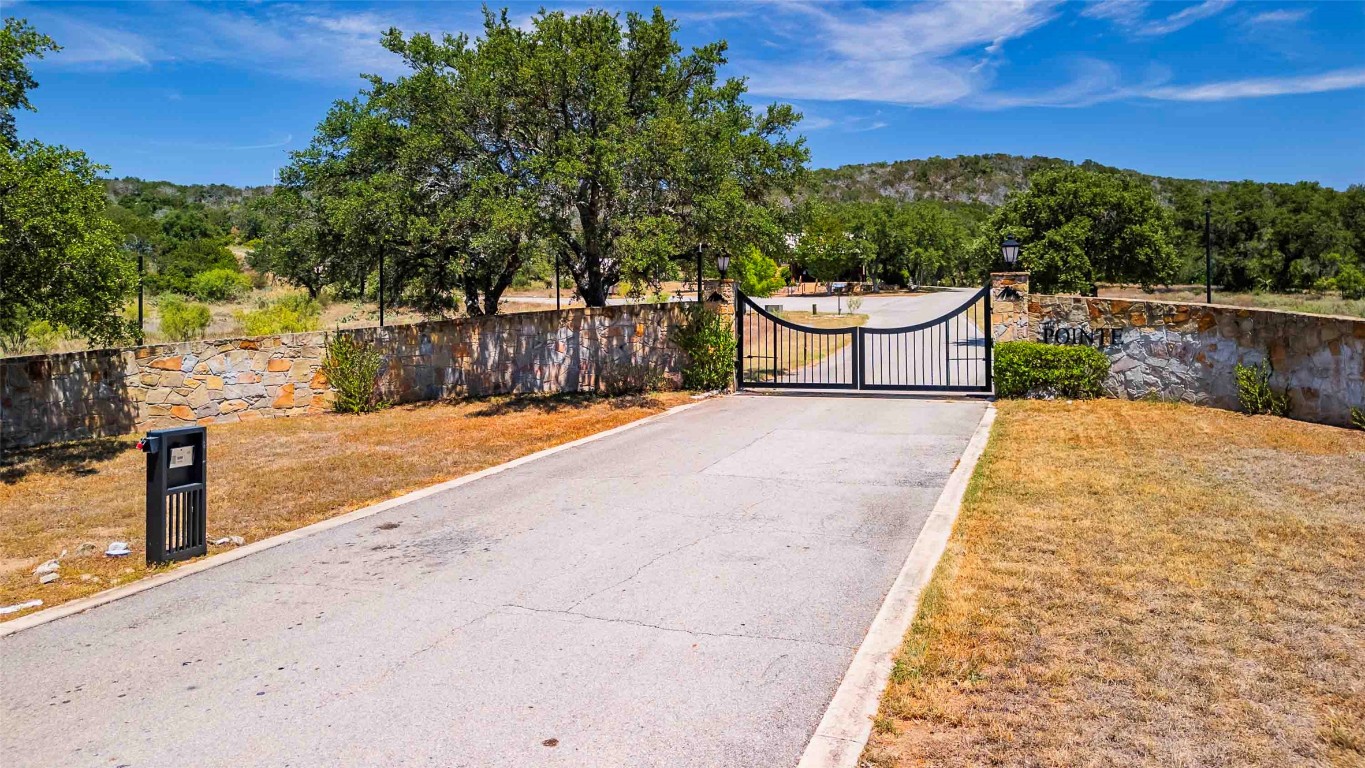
left=378, top=252, right=385, bottom=327
left=1204, top=197, right=1213, bottom=304
left=555, top=251, right=561, bottom=311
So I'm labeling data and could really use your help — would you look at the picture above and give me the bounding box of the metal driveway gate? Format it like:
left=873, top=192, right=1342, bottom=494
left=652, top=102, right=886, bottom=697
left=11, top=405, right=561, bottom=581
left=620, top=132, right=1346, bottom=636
left=736, top=286, right=992, bottom=393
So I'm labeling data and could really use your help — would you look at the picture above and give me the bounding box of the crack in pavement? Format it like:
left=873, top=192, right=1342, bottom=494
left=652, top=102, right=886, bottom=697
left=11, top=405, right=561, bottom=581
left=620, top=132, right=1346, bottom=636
left=501, top=603, right=856, bottom=650
left=563, top=528, right=732, bottom=612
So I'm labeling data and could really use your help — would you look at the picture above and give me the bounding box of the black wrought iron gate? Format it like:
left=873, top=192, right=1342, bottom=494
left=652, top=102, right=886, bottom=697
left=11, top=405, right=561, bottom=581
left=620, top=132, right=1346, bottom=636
left=735, top=286, right=993, bottom=393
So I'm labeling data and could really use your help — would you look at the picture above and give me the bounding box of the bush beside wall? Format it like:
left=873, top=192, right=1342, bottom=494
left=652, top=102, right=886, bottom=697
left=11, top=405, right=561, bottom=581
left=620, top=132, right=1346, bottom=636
left=994, top=341, right=1110, bottom=399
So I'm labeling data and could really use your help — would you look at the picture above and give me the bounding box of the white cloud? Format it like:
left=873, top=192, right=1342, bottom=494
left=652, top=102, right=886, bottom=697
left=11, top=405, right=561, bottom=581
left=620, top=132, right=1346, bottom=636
left=975, top=62, right=1365, bottom=108
left=1244, top=8, right=1312, bottom=26
left=1080, top=0, right=1150, bottom=28
left=1082, top=0, right=1234, bottom=36
left=24, top=3, right=477, bottom=81
left=1142, top=67, right=1365, bottom=101
left=849, top=120, right=890, bottom=132
left=227, top=134, right=295, bottom=151
left=146, top=133, right=296, bottom=152
left=670, top=7, right=759, bottom=25
left=799, top=115, right=836, bottom=131
left=744, top=1, right=1059, bottom=106
left=794, top=110, right=894, bottom=134
left=26, top=15, right=157, bottom=69
left=976, top=58, right=1127, bottom=108
left=1141, top=0, right=1234, bottom=35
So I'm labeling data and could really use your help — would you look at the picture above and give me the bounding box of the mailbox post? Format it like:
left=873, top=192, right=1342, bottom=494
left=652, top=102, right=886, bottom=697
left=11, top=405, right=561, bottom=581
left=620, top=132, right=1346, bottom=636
left=138, top=425, right=208, bottom=565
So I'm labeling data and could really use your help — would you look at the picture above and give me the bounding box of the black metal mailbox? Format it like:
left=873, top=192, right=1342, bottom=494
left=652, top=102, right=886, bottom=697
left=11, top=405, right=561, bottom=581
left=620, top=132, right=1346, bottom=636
left=137, top=425, right=207, bottom=564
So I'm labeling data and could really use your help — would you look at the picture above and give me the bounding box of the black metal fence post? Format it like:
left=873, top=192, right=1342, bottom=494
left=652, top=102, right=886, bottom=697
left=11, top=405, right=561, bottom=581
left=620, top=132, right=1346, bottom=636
left=984, top=279, right=994, bottom=393
left=854, top=326, right=864, bottom=389
left=734, top=288, right=745, bottom=390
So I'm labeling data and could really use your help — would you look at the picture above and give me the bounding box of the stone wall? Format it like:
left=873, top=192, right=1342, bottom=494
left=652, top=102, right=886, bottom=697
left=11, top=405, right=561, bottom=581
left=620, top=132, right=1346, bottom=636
left=1029, top=295, right=1364, bottom=426
left=1, top=304, right=686, bottom=450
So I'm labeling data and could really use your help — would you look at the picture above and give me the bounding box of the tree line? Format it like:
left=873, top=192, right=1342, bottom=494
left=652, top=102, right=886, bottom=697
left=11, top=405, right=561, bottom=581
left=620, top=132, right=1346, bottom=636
left=801, top=156, right=1365, bottom=297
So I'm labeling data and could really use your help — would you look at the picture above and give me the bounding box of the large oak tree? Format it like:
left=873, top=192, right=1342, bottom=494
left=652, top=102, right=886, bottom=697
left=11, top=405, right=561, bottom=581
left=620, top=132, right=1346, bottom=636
left=976, top=166, right=1180, bottom=295
left=265, top=7, right=808, bottom=312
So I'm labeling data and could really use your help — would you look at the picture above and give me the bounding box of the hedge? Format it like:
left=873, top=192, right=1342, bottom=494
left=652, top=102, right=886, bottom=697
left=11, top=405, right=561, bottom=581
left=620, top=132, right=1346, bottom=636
left=994, top=341, right=1110, bottom=399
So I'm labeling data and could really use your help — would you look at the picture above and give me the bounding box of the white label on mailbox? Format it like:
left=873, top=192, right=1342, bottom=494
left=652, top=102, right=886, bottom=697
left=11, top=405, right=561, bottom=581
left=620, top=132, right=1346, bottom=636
left=169, top=445, right=194, bottom=469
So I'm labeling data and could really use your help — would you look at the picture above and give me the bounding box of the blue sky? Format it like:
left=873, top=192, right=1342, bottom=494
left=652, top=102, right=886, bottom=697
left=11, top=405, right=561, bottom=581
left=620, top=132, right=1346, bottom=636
left=10, top=0, right=1365, bottom=188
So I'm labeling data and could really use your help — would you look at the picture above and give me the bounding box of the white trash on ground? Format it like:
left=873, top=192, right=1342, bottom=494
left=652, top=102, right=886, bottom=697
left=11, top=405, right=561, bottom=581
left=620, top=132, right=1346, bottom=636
left=0, top=599, right=43, bottom=615
left=39, top=573, right=59, bottom=585
left=32, top=559, right=60, bottom=575
left=105, top=541, right=132, bottom=557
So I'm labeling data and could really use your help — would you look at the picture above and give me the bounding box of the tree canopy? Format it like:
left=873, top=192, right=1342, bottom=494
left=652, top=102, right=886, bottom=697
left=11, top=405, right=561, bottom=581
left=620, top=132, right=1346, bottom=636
left=974, top=166, right=1180, bottom=294
left=258, top=7, right=808, bottom=312
left=1, top=17, right=56, bottom=150
left=1, top=18, right=136, bottom=352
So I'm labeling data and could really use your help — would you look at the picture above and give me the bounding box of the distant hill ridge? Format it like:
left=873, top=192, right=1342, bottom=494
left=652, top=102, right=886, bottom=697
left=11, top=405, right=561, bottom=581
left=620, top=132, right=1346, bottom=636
left=103, top=177, right=272, bottom=209
left=805, top=153, right=1246, bottom=207
left=102, top=153, right=1344, bottom=213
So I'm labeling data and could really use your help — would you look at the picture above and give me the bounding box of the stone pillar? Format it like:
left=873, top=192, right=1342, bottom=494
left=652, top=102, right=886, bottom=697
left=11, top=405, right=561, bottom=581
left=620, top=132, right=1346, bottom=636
left=990, top=271, right=1030, bottom=342
left=707, top=279, right=736, bottom=317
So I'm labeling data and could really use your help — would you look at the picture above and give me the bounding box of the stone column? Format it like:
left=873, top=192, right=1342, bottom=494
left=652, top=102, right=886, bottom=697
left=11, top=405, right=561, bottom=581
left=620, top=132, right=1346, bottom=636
left=990, top=271, right=1030, bottom=342
left=707, top=279, right=736, bottom=317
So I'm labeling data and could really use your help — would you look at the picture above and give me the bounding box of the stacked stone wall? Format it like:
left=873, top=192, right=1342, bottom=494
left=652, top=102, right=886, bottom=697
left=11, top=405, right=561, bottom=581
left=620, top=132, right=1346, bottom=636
left=1, top=304, right=685, bottom=450
left=1030, top=296, right=1364, bottom=426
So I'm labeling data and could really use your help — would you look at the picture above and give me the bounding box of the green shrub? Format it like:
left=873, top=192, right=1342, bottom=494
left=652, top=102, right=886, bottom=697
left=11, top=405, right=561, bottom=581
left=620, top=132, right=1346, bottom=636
left=1351, top=406, right=1365, bottom=431
left=0, top=316, right=68, bottom=355
left=1336, top=263, right=1365, bottom=300
left=189, top=268, right=252, bottom=302
left=674, top=305, right=737, bottom=390
left=158, top=295, right=212, bottom=341
left=1234, top=360, right=1290, bottom=417
left=237, top=294, right=322, bottom=336
left=145, top=238, right=239, bottom=295
left=321, top=333, right=388, bottom=414
left=994, top=341, right=1110, bottom=399
left=733, top=247, right=787, bottom=298
left=22, top=319, right=64, bottom=354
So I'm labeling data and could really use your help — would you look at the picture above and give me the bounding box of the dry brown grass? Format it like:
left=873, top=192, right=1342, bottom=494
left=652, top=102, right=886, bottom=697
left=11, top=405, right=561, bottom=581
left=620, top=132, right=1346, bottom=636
left=0, top=390, right=691, bottom=619
left=865, top=399, right=1365, bottom=768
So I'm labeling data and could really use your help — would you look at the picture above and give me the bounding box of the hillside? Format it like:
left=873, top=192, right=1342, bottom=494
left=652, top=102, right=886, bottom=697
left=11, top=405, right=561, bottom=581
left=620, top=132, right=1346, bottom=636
left=103, top=177, right=271, bottom=215
left=803, top=153, right=1227, bottom=207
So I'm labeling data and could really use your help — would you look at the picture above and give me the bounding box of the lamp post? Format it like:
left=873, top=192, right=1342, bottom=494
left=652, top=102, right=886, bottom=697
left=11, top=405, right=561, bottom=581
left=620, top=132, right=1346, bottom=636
left=715, top=251, right=731, bottom=281
left=1204, top=198, right=1212, bottom=304
left=1000, top=236, right=1020, bottom=269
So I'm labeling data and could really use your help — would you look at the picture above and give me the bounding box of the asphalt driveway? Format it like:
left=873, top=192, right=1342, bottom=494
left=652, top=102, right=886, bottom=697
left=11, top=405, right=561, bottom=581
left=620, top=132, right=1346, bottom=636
left=1, top=394, right=986, bottom=768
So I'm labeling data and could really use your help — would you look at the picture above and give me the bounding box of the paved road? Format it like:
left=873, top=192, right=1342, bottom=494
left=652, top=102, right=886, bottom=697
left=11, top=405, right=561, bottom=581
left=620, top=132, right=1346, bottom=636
left=0, top=395, right=986, bottom=768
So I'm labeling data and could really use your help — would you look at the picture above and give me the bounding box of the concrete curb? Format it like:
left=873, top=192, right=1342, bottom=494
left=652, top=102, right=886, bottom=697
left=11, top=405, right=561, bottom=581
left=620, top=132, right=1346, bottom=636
left=0, top=398, right=710, bottom=639
left=796, top=404, right=997, bottom=768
